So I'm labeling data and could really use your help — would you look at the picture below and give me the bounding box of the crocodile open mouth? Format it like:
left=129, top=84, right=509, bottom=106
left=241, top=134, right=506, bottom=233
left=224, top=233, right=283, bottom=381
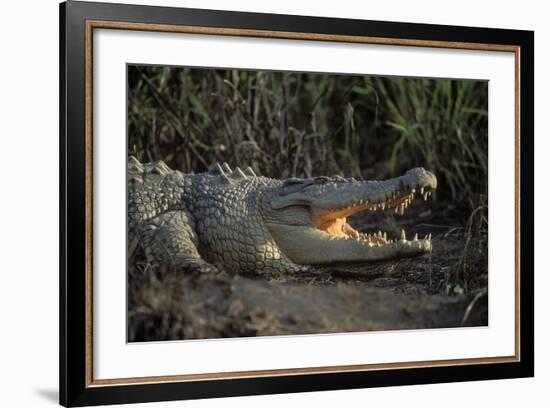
left=313, top=186, right=434, bottom=247
left=266, top=167, right=437, bottom=265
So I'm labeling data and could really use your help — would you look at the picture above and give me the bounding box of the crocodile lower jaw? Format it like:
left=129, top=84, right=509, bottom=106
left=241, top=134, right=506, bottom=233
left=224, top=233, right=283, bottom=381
left=266, top=223, right=432, bottom=265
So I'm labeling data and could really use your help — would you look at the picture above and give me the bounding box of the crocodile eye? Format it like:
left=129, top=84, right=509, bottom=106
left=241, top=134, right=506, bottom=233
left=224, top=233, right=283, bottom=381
left=313, top=176, right=330, bottom=184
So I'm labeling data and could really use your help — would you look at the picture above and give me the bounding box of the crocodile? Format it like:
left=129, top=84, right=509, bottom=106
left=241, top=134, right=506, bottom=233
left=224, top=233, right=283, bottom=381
left=128, top=157, right=437, bottom=275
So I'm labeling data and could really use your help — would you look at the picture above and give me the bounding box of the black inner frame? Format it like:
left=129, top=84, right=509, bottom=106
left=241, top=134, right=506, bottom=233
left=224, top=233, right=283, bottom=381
left=60, top=1, right=534, bottom=406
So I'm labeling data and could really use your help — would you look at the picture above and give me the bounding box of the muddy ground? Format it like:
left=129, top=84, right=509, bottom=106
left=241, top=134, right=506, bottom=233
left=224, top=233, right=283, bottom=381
left=128, top=202, right=488, bottom=342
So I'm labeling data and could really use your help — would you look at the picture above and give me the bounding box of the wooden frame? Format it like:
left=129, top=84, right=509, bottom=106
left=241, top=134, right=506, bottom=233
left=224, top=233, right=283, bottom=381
left=60, top=1, right=534, bottom=406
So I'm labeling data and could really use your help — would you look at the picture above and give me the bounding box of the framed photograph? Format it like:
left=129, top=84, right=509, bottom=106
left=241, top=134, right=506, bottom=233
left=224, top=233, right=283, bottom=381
left=60, top=1, right=534, bottom=406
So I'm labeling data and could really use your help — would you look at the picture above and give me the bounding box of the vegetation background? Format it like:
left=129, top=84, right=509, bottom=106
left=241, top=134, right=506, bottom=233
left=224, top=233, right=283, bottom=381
left=128, top=66, right=488, bottom=207
left=127, top=65, right=489, bottom=341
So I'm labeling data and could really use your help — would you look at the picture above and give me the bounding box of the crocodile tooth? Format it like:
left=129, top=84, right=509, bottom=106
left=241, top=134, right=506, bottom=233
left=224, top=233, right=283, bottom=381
left=400, top=229, right=406, bottom=241
left=423, top=192, right=428, bottom=201
left=428, top=233, right=432, bottom=240
left=399, top=204, right=405, bottom=215
left=381, top=202, right=385, bottom=210
left=420, top=187, right=424, bottom=195
left=383, top=232, right=387, bottom=240
left=413, top=233, right=418, bottom=241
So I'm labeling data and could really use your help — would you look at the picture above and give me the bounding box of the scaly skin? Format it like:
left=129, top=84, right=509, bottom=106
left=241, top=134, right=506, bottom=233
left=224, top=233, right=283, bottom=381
left=128, top=157, right=437, bottom=275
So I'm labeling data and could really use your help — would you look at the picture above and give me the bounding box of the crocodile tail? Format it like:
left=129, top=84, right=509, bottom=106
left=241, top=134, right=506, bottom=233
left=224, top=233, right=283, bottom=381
left=127, top=156, right=143, bottom=187
left=128, top=155, right=144, bottom=173
left=127, top=156, right=186, bottom=228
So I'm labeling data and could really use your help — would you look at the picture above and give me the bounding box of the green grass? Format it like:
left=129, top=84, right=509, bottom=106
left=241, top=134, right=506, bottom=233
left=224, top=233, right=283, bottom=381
left=363, top=76, right=488, bottom=206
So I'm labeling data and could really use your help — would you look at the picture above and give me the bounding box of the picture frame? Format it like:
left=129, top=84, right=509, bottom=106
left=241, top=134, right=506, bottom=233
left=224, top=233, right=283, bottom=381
left=60, top=1, right=534, bottom=406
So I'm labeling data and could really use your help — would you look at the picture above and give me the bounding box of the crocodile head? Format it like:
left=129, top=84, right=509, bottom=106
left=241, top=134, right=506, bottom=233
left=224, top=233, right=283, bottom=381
left=264, top=168, right=437, bottom=265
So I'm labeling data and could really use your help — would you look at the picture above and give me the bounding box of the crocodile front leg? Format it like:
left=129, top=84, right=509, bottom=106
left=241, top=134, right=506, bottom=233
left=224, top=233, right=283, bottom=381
left=139, top=210, right=217, bottom=273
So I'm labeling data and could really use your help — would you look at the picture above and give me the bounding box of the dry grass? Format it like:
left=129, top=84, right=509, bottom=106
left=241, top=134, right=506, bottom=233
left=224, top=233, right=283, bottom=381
left=128, top=66, right=487, bottom=205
